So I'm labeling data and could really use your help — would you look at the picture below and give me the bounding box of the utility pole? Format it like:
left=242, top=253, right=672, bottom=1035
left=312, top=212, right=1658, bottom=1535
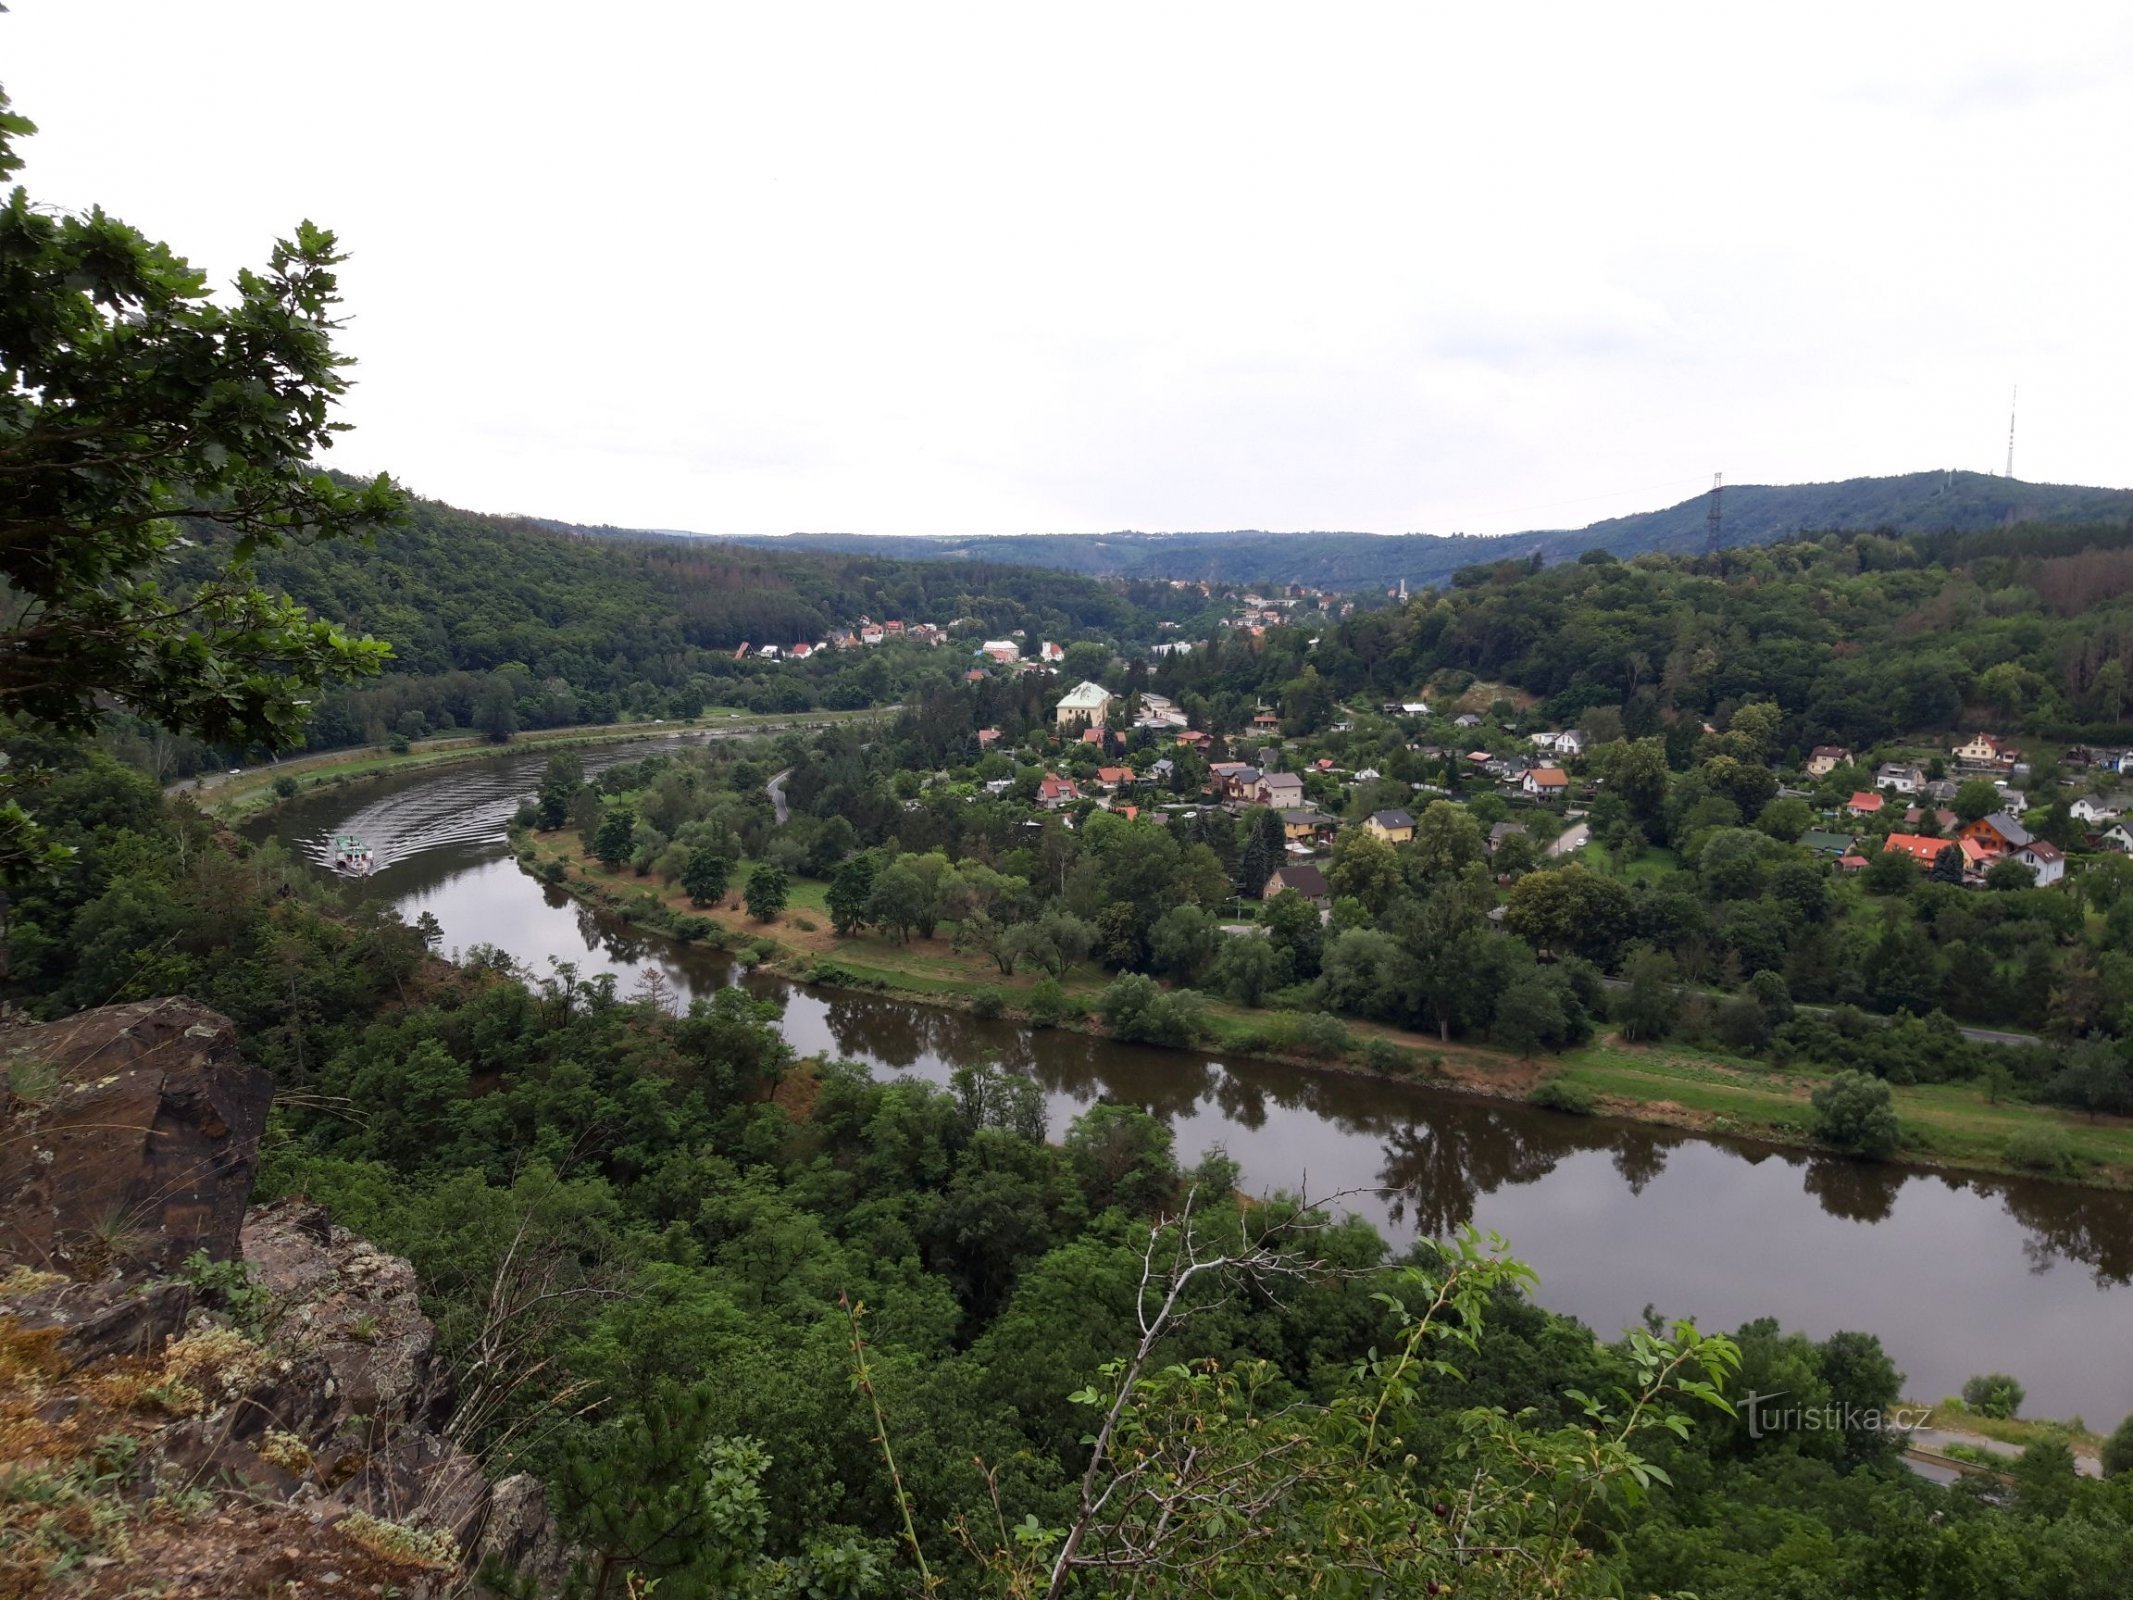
left=1705, top=472, right=1723, bottom=556
left=2006, top=386, right=2017, bottom=479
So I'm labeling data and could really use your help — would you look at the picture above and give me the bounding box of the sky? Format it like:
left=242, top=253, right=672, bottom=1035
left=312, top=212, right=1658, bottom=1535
left=6, top=3, right=2130, bottom=537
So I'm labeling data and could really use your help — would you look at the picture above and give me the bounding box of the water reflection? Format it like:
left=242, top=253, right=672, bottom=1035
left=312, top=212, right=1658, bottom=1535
left=248, top=745, right=2133, bottom=1422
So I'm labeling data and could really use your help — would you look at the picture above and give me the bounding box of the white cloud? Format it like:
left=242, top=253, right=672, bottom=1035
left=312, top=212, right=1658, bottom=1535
left=7, top=1, right=2128, bottom=536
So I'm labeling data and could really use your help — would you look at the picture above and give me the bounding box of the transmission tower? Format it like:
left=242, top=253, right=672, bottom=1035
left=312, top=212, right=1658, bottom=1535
left=2006, top=386, right=2017, bottom=479
left=1705, top=472, right=1723, bottom=555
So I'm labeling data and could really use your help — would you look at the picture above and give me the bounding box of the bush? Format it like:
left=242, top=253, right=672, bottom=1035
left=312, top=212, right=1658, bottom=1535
left=672, top=916, right=715, bottom=943
left=792, top=916, right=817, bottom=932
left=1362, top=1037, right=1412, bottom=1075
left=1811, top=1070, right=1901, bottom=1159
left=1294, top=1012, right=1352, bottom=1058
left=271, top=774, right=299, bottom=799
left=970, top=985, right=1005, bottom=1020
left=1028, top=977, right=1070, bottom=1028
left=540, top=858, right=567, bottom=883
left=387, top=733, right=412, bottom=754
left=1530, top=1079, right=1598, bottom=1115
left=2003, top=1126, right=2077, bottom=1177
left=1961, top=1372, right=2026, bottom=1419
left=1099, top=973, right=1210, bottom=1048
left=748, top=937, right=777, bottom=961
left=2103, top=1414, right=2133, bottom=1478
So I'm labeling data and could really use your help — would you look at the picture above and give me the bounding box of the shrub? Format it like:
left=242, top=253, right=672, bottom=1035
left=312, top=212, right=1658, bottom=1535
left=1294, top=1012, right=1352, bottom=1058
left=540, top=858, right=567, bottom=883
left=1811, top=1070, right=1901, bottom=1159
left=749, top=937, right=777, bottom=961
left=672, top=916, right=714, bottom=943
left=1530, top=1079, right=1597, bottom=1115
left=1028, top=977, right=1069, bottom=1028
left=1362, top=1037, right=1412, bottom=1075
left=792, top=915, right=817, bottom=932
left=969, top=986, right=1006, bottom=1020
left=1961, top=1372, right=2026, bottom=1420
left=2003, top=1126, right=2077, bottom=1177
left=1098, top=973, right=1210, bottom=1047
left=271, top=774, right=299, bottom=799
left=387, top=734, right=411, bottom=754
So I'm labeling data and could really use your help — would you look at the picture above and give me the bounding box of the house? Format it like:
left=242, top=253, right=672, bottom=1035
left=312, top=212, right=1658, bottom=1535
left=732, top=641, right=751, bottom=659
left=1836, top=853, right=1870, bottom=873
left=1846, top=791, right=1885, bottom=817
left=1280, top=809, right=1338, bottom=844
left=1263, top=864, right=1332, bottom=909
left=1799, top=829, right=1855, bottom=856
left=976, top=728, right=1002, bottom=749
left=1251, top=710, right=1282, bottom=730
left=1529, top=730, right=1586, bottom=757
left=1149, top=758, right=1175, bottom=780
left=1902, top=806, right=1959, bottom=832
left=1365, top=808, right=1416, bottom=844
left=1453, top=712, right=1483, bottom=729
left=1874, top=762, right=1924, bottom=794
left=1079, top=727, right=1105, bottom=746
left=1488, top=820, right=1529, bottom=854
left=1256, top=772, right=1306, bottom=809
left=2015, top=840, right=2066, bottom=886
left=1523, top=766, right=1569, bottom=798
left=1882, top=833, right=1959, bottom=868
left=1954, top=732, right=2016, bottom=767
left=1961, top=812, right=2033, bottom=854
left=1055, top=680, right=1115, bottom=729
left=1353, top=767, right=1381, bottom=783
left=859, top=625, right=885, bottom=646
left=883, top=620, right=904, bottom=636
left=1037, top=774, right=1080, bottom=808
left=1038, top=641, right=1065, bottom=663
left=982, top=778, right=1015, bottom=796
left=964, top=668, right=988, bottom=683
left=2071, top=794, right=2132, bottom=825
left=1175, top=729, right=1213, bottom=750
left=1994, top=783, right=2029, bottom=815
left=980, top=639, right=1020, bottom=663
left=755, top=644, right=780, bottom=660
left=789, top=641, right=814, bottom=659
left=1149, top=641, right=1194, bottom=658
left=1806, top=745, right=1852, bottom=778
left=2106, top=823, right=2133, bottom=854
left=1094, top=765, right=1134, bottom=791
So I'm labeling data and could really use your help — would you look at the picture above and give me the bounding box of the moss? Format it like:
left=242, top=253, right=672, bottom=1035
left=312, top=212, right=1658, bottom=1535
left=337, top=1509, right=460, bottom=1569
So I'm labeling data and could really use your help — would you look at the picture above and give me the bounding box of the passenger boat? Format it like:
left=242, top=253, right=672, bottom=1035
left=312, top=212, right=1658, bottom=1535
left=330, top=834, right=376, bottom=876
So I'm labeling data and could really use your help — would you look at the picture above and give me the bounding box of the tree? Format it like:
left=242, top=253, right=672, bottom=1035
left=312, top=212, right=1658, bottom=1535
left=1409, top=800, right=1485, bottom=884
left=1209, top=934, right=1284, bottom=1006
left=1985, top=857, right=2036, bottom=892
left=1492, top=972, right=1568, bottom=1058
left=473, top=679, right=518, bottom=743
left=1961, top=1371, right=2026, bottom=1420
left=680, top=846, right=731, bottom=908
left=592, top=805, right=636, bottom=871
left=743, top=863, right=789, bottom=921
left=1953, top=778, right=2001, bottom=823
left=1929, top=842, right=1965, bottom=884
left=826, top=851, right=878, bottom=936
left=1811, top=1071, right=1901, bottom=1159
left=535, top=751, right=584, bottom=830
left=1147, top=904, right=1219, bottom=984
left=0, top=90, right=401, bottom=751
left=2103, top=1413, right=2133, bottom=1478
left=1502, top=866, right=1632, bottom=966
left=866, top=858, right=936, bottom=943
left=1326, top=828, right=1402, bottom=914
left=1617, top=944, right=1681, bottom=1042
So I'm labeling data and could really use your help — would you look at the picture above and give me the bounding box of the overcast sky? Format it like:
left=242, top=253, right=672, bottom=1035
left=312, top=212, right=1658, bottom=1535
left=8, top=3, right=2130, bottom=537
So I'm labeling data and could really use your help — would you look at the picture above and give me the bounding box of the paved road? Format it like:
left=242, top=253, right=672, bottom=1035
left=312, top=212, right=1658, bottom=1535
left=1906, top=1424, right=2101, bottom=1478
left=1548, top=821, right=1591, bottom=858
left=1590, top=976, right=2042, bottom=1049
left=768, top=768, right=792, bottom=825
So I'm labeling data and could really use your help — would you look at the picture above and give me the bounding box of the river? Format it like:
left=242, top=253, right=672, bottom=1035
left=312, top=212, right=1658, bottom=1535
left=252, top=741, right=2133, bottom=1424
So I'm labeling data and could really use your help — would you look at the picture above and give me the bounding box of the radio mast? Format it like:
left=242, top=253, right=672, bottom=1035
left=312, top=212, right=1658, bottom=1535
left=2006, top=387, right=2017, bottom=479
left=1705, top=472, right=1723, bottom=555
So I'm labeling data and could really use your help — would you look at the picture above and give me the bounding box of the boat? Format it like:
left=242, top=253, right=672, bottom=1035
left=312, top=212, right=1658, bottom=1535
left=330, top=834, right=376, bottom=876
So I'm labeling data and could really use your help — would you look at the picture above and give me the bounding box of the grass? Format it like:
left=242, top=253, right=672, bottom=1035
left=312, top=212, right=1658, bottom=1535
left=1576, top=842, right=1681, bottom=883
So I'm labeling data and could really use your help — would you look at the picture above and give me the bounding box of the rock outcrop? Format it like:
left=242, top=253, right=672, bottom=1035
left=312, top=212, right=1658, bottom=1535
left=0, top=997, right=272, bottom=1274
left=0, top=1000, right=572, bottom=1599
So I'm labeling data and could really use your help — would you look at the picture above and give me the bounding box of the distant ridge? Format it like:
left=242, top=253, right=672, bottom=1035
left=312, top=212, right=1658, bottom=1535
left=565, top=470, right=2133, bottom=592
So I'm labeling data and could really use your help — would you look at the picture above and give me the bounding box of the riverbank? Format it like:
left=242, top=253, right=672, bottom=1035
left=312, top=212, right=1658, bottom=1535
left=188, top=709, right=885, bottom=822
left=511, top=828, right=2133, bottom=1193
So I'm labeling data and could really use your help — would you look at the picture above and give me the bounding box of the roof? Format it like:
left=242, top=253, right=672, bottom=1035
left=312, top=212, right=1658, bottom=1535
left=1096, top=766, right=1132, bottom=783
left=1281, top=808, right=1332, bottom=825
left=2019, top=839, right=2065, bottom=862
left=1810, top=744, right=1850, bottom=757
left=1058, top=680, right=1114, bottom=709
left=1370, top=808, right=1416, bottom=828
left=1847, top=791, right=1884, bottom=811
left=1976, top=811, right=2033, bottom=847
left=1489, top=820, right=1528, bottom=843
left=1528, top=766, right=1569, bottom=786
left=1800, top=830, right=1854, bottom=852
left=1259, top=771, right=1305, bottom=790
left=1882, top=833, right=1958, bottom=865
left=1267, top=864, right=1331, bottom=900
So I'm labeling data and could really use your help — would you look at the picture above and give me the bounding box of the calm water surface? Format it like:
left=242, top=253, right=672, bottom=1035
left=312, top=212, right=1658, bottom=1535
left=251, top=744, right=2133, bottom=1422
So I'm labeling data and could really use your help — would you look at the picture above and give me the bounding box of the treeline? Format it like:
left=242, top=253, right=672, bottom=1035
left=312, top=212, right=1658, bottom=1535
left=160, top=488, right=1214, bottom=763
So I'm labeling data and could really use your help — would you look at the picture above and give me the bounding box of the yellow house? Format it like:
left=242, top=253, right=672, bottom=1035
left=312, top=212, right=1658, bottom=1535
left=1954, top=732, right=2009, bottom=764
left=1364, top=808, right=1415, bottom=844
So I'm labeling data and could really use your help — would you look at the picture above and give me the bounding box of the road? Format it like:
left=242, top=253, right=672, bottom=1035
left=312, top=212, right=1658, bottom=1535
left=1590, top=976, right=2042, bottom=1049
left=767, top=768, right=791, bottom=824
left=1905, top=1423, right=2101, bottom=1479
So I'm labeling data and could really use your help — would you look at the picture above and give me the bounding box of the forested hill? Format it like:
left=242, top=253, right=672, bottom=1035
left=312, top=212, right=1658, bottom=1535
left=689, top=471, right=2133, bottom=591
left=168, top=487, right=1211, bottom=751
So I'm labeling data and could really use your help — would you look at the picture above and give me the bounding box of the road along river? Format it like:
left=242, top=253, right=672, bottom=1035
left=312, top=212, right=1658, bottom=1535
left=251, top=740, right=2133, bottom=1425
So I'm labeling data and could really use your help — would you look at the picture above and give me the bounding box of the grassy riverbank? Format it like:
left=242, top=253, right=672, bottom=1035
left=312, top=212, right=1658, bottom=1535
left=513, top=829, right=2133, bottom=1192
left=189, top=709, right=883, bottom=822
